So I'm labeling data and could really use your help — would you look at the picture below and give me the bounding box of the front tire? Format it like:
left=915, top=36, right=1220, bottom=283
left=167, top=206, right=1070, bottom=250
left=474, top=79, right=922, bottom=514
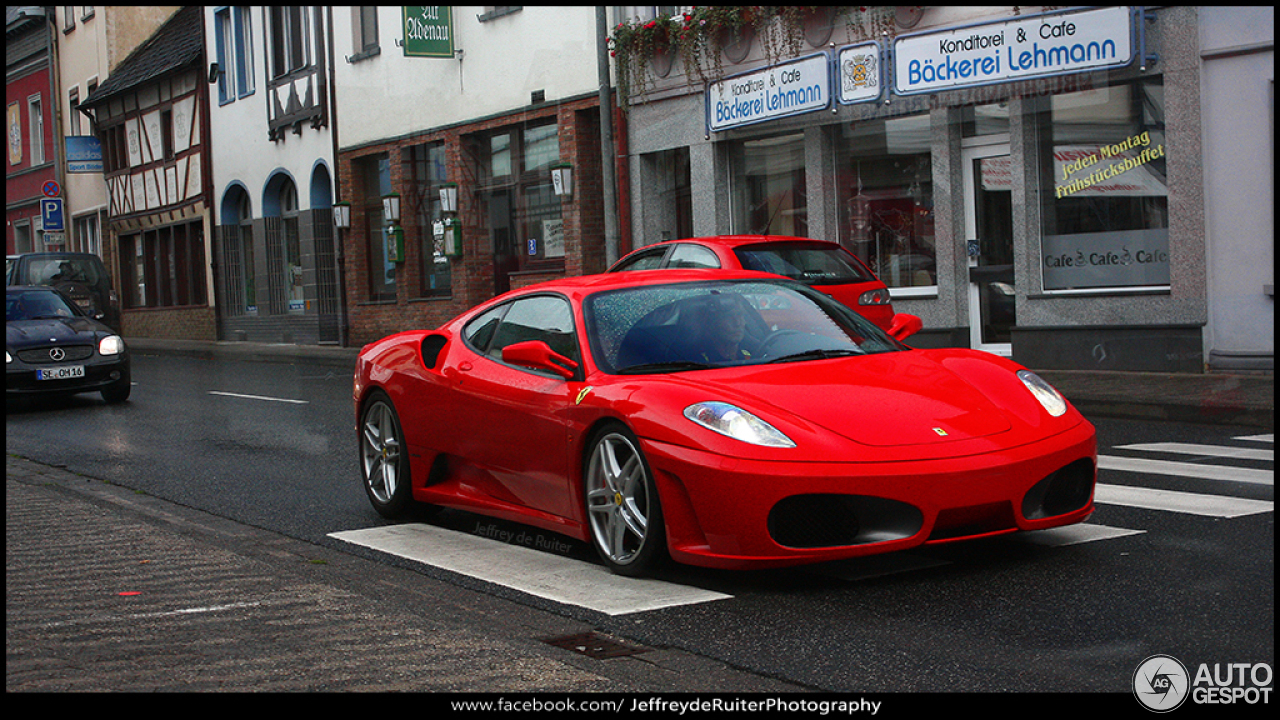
left=101, top=372, right=131, bottom=404
left=584, top=422, right=667, bottom=576
left=360, top=390, right=414, bottom=518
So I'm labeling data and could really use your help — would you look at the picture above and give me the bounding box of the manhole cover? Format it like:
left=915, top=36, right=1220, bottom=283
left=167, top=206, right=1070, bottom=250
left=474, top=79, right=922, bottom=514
left=543, top=631, right=648, bottom=659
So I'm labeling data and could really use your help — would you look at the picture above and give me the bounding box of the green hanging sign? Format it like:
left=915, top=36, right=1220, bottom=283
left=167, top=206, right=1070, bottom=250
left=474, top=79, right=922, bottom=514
left=402, top=7, right=454, bottom=58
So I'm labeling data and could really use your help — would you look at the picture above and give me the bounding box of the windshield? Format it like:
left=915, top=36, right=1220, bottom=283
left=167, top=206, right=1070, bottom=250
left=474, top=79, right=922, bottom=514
left=734, top=242, right=875, bottom=285
left=7, top=290, right=80, bottom=322
left=586, top=279, right=903, bottom=374
left=22, top=256, right=104, bottom=286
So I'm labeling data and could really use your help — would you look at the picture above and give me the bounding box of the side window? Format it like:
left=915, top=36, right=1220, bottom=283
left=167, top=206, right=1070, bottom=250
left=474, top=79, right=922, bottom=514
left=667, top=243, right=721, bottom=269
left=463, top=304, right=507, bottom=354
left=488, top=295, right=579, bottom=368
left=613, top=246, right=668, bottom=272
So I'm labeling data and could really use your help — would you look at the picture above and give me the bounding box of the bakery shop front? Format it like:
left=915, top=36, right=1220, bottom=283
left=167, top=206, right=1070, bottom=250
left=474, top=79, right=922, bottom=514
left=623, top=6, right=1208, bottom=372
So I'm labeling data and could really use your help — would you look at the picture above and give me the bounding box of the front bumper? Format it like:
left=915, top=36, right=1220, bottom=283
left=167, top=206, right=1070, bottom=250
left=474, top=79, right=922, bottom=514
left=643, top=420, right=1097, bottom=569
left=7, top=357, right=130, bottom=397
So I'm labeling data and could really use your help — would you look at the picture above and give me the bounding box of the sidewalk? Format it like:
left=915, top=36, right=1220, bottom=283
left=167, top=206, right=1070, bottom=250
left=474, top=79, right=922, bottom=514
left=6, top=457, right=804, bottom=693
left=126, top=337, right=1274, bottom=430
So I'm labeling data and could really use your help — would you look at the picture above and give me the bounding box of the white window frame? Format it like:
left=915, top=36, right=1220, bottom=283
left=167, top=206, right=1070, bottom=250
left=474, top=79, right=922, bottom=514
left=28, top=94, right=44, bottom=166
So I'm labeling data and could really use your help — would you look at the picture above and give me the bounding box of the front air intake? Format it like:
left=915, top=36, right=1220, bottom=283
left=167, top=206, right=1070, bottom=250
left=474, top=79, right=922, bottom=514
left=768, top=494, right=922, bottom=549
left=1021, top=458, right=1096, bottom=520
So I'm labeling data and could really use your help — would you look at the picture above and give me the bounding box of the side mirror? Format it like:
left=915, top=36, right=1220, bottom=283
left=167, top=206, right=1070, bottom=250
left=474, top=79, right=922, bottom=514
left=888, top=313, right=922, bottom=342
left=501, top=340, right=578, bottom=379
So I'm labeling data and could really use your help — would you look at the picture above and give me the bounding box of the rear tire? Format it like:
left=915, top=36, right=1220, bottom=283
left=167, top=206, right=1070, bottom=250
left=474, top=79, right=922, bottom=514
left=584, top=422, right=667, bottom=576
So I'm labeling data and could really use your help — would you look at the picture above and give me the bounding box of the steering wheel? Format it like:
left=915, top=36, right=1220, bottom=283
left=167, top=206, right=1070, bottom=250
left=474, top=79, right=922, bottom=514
left=756, top=329, right=806, bottom=359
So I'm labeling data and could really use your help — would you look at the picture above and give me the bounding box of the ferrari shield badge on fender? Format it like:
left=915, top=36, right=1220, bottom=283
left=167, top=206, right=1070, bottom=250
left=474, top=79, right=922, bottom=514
left=933, top=427, right=948, bottom=436
left=576, top=386, right=593, bottom=405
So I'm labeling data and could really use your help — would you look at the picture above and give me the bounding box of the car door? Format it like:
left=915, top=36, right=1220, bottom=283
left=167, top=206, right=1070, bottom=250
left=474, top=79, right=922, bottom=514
left=450, top=294, right=581, bottom=520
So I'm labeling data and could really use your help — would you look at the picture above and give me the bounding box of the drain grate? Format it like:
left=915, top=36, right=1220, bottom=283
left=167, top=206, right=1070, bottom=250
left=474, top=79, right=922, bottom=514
left=543, top=631, right=648, bottom=659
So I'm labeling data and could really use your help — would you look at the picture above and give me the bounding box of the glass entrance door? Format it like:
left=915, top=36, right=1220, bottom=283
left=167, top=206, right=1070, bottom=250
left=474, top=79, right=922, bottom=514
left=962, top=144, right=1014, bottom=355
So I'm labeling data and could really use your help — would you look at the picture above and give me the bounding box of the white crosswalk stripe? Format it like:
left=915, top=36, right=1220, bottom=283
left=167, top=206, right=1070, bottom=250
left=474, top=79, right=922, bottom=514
left=1115, top=442, right=1273, bottom=462
left=1097, top=455, right=1273, bottom=485
left=1094, top=483, right=1273, bottom=517
left=330, top=524, right=732, bottom=615
left=1233, top=434, right=1273, bottom=443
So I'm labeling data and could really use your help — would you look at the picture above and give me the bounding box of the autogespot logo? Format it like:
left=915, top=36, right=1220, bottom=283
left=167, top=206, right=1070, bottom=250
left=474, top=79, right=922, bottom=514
left=1134, top=655, right=1190, bottom=712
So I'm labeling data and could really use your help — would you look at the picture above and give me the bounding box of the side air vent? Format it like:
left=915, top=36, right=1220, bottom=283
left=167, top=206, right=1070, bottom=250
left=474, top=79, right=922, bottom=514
left=420, top=334, right=447, bottom=370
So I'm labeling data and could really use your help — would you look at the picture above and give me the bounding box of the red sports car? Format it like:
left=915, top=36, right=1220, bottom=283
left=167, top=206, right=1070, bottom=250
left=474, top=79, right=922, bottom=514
left=354, top=270, right=1096, bottom=576
left=609, top=235, right=898, bottom=332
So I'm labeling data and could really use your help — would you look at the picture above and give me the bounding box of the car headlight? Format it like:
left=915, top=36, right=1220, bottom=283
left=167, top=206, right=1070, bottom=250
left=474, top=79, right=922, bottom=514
left=1017, top=370, right=1067, bottom=417
left=98, top=335, right=126, bottom=356
left=684, top=401, right=796, bottom=448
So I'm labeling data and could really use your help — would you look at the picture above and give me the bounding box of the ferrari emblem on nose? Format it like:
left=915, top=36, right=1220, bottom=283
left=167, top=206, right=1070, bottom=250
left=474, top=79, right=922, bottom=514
left=933, top=427, right=948, bottom=436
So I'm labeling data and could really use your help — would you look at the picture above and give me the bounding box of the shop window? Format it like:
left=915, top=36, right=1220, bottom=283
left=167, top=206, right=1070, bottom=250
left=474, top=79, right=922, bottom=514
left=279, top=181, right=304, bottom=312
left=730, top=133, right=807, bottom=237
left=406, top=142, right=451, bottom=298
left=240, top=193, right=257, bottom=313
left=835, top=114, right=936, bottom=289
left=358, top=153, right=395, bottom=301
left=221, top=191, right=257, bottom=316
left=118, top=221, right=206, bottom=309
left=466, top=120, right=564, bottom=293
left=1037, top=77, right=1168, bottom=292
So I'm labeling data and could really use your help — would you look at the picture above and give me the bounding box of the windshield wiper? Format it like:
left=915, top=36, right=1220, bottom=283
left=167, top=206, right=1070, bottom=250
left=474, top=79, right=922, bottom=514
left=767, top=348, right=862, bottom=364
left=616, top=361, right=714, bottom=375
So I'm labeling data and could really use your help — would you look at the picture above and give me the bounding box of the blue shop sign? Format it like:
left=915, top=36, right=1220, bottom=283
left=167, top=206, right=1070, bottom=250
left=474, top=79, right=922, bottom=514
left=892, top=6, right=1135, bottom=96
left=707, top=53, right=831, bottom=133
left=65, top=135, right=103, bottom=173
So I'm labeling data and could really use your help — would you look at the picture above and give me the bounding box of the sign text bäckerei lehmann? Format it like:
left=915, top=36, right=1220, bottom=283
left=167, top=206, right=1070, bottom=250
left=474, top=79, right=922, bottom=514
left=709, top=54, right=830, bottom=132
left=893, top=6, right=1133, bottom=95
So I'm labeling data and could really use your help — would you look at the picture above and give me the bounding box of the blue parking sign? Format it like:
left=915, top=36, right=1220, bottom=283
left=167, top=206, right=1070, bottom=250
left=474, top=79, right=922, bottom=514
left=41, top=198, right=65, bottom=231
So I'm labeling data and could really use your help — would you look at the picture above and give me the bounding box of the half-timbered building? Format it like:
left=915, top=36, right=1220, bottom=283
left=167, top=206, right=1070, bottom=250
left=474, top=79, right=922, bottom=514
left=78, top=6, right=215, bottom=340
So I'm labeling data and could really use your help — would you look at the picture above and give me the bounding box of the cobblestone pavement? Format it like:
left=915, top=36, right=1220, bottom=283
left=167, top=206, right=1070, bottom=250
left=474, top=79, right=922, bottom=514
left=6, top=457, right=804, bottom=693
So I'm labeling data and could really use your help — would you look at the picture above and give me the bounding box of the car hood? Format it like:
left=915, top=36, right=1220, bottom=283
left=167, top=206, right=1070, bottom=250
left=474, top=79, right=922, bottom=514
left=7, top=317, right=109, bottom=347
left=663, top=351, right=1017, bottom=448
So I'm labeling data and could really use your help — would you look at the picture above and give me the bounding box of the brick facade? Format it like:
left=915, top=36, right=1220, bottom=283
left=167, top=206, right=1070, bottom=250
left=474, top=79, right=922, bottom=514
left=338, top=95, right=605, bottom=346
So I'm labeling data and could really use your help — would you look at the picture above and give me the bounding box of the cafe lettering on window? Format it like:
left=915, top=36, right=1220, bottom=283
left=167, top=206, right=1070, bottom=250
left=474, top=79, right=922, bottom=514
left=403, top=6, right=454, bottom=58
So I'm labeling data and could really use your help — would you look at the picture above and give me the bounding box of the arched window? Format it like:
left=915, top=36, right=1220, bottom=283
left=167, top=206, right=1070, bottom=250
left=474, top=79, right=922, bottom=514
left=280, top=179, right=304, bottom=312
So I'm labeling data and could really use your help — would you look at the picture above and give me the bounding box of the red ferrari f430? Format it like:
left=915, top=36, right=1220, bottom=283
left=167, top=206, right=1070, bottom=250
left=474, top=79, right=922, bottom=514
left=354, top=270, right=1096, bottom=576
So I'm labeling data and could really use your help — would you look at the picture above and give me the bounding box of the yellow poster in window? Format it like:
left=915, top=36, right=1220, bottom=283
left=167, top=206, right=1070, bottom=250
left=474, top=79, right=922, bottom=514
left=8, top=102, right=22, bottom=166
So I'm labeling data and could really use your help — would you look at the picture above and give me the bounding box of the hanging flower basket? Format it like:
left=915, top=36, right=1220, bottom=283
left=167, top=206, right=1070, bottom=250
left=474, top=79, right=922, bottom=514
left=608, top=7, right=895, bottom=108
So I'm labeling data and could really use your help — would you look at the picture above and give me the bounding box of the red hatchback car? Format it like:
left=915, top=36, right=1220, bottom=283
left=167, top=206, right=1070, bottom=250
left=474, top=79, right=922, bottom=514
left=609, top=235, right=896, bottom=332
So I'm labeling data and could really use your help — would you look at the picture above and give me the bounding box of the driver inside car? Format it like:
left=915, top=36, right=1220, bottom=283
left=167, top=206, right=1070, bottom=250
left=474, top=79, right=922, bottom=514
left=698, top=297, right=752, bottom=363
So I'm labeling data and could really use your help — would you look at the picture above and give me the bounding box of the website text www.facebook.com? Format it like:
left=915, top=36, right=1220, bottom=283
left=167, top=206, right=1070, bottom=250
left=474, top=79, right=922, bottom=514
left=450, top=696, right=883, bottom=715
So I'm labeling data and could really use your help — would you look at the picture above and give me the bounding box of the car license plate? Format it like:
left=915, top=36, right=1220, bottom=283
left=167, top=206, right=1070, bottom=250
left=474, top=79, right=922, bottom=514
left=36, top=366, right=85, bottom=381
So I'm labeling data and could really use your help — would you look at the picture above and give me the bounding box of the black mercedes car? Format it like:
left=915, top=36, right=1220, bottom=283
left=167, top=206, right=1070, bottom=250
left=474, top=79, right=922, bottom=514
left=7, top=252, right=121, bottom=332
left=6, top=285, right=130, bottom=404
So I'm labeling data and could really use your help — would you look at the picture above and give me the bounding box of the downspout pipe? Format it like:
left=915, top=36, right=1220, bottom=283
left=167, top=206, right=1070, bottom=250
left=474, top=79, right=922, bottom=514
left=596, top=7, right=619, bottom=267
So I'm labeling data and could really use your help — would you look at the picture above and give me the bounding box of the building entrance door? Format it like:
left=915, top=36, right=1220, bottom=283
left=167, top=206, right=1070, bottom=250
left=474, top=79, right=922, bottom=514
left=487, top=189, right=518, bottom=296
left=962, top=143, right=1014, bottom=356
